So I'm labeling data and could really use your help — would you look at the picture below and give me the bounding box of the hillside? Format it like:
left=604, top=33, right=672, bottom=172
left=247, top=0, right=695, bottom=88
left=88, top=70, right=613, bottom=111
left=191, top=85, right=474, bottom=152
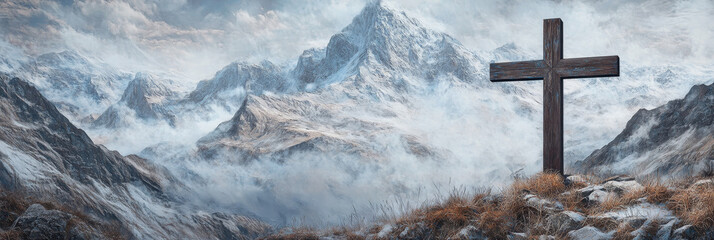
left=265, top=173, right=714, bottom=240
left=0, top=74, right=271, bottom=239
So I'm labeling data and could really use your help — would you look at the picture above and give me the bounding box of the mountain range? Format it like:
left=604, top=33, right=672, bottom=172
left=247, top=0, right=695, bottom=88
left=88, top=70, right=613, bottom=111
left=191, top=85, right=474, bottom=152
left=0, top=0, right=711, bottom=237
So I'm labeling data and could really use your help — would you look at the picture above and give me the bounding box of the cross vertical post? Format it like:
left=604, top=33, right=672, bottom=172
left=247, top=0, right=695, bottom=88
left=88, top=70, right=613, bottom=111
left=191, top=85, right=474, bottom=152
left=543, top=19, right=564, bottom=174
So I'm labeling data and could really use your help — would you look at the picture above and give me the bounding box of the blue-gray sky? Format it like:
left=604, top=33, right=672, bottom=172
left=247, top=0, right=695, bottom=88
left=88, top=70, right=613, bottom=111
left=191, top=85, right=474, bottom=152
left=1, top=0, right=712, bottom=80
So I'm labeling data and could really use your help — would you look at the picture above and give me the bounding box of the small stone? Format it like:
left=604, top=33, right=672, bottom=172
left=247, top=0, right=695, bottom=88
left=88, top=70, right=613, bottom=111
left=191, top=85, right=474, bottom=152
left=546, top=211, right=584, bottom=234
left=450, top=225, right=486, bottom=240
left=577, top=185, right=605, bottom=198
left=588, top=190, right=617, bottom=203
left=566, top=175, right=589, bottom=185
left=539, top=235, right=556, bottom=240
left=603, top=180, right=643, bottom=194
left=672, top=224, right=696, bottom=239
left=568, top=226, right=613, bottom=240
left=602, top=175, right=635, bottom=183
left=507, top=232, right=527, bottom=240
left=656, top=219, right=677, bottom=239
left=377, top=224, right=393, bottom=238
left=399, top=227, right=410, bottom=237
left=524, top=194, right=563, bottom=212
left=620, top=217, right=647, bottom=229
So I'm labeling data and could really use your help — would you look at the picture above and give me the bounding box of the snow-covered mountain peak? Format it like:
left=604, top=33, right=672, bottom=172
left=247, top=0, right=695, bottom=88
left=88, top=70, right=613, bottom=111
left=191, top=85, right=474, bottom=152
left=291, top=1, right=484, bottom=94
left=120, top=72, right=177, bottom=104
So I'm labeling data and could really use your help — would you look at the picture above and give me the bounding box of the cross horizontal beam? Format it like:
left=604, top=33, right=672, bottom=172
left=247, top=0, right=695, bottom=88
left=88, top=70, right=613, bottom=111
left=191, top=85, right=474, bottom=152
left=490, top=60, right=546, bottom=81
left=556, top=56, right=619, bottom=78
left=490, top=56, right=619, bottom=82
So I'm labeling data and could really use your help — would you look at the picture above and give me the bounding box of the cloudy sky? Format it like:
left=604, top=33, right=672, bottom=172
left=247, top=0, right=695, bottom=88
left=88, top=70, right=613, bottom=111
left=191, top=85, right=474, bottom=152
left=1, top=0, right=713, bottom=81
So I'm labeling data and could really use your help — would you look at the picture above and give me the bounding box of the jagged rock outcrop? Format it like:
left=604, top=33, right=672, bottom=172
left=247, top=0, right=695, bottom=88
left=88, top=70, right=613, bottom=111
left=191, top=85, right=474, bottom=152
left=577, top=82, right=714, bottom=177
left=12, top=204, right=102, bottom=240
left=0, top=74, right=271, bottom=239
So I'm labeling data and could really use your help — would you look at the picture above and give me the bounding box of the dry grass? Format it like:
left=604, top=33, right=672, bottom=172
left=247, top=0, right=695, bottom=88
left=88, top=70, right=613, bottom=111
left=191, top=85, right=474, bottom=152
left=611, top=223, right=636, bottom=240
left=328, top=227, right=365, bottom=240
left=424, top=197, right=475, bottom=231
left=261, top=227, right=322, bottom=240
left=621, top=180, right=675, bottom=204
left=0, top=191, right=29, bottom=228
left=582, top=215, right=619, bottom=232
left=511, top=172, right=566, bottom=198
left=668, top=181, right=714, bottom=231
left=0, top=230, right=22, bottom=240
left=262, top=232, right=321, bottom=240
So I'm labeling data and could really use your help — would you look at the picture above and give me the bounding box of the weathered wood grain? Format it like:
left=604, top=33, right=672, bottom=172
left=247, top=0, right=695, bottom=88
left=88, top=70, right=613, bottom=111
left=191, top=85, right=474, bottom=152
left=543, top=18, right=563, bottom=68
left=486, top=18, right=619, bottom=175
left=557, top=56, right=619, bottom=78
left=542, top=18, right=564, bottom=174
left=490, top=60, right=545, bottom=81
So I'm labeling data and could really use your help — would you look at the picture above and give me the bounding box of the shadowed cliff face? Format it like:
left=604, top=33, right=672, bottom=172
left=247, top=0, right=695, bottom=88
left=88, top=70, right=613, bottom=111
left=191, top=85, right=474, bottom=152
left=0, top=73, right=271, bottom=239
left=578, top=82, right=714, bottom=177
left=0, top=74, right=147, bottom=186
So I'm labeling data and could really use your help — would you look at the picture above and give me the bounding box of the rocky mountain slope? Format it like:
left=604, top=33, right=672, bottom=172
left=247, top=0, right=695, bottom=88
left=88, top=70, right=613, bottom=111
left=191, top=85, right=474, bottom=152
left=577, top=82, right=714, bottom=177
left=0, top=73, right=271, bottom=239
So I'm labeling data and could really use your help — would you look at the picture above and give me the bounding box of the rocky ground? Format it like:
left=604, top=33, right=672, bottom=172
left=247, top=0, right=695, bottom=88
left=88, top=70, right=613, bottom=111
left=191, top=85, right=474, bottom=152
left=265, top=173, right=714, bottom=240
left=0, top=190, right=123, bottom=240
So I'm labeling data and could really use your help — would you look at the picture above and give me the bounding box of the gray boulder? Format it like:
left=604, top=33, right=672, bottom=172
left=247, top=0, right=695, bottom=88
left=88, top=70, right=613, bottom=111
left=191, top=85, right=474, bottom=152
left=546, top=211, right=584, bottom=234
left=568, top=226, right=612, bottom=240
left=450, top=225, right=487, bottom=240
left=12, top=204, right=101, bottom=240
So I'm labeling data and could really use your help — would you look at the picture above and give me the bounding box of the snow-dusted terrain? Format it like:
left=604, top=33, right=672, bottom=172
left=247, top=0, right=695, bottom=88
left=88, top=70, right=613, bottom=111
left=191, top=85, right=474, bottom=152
left=0, top=0, right=712, bottom=235
left=0, top=74, right=271, bottom=239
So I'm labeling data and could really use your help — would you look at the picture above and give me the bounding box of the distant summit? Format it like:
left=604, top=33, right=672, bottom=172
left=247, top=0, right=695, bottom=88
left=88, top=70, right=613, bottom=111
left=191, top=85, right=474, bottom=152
left=94, top=73, right=181, bottom=127
left=578, top=82, right=714, bottom=177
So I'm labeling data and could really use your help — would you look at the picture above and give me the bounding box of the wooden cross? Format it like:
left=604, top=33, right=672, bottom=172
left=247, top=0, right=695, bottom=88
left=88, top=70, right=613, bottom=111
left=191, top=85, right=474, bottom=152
left=489, top=18, right=619, bottom=175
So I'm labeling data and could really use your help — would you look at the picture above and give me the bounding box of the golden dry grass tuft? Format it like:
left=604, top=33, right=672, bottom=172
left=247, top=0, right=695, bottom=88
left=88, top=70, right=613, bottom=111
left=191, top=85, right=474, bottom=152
left=612, top=223, right=636, bottom=240
left=621, top=180, right=675, bottom=205
left=262, top=232, right=321, bottom=240
left=261, top=228, right=321, bottom=240
left=668, top=181, right=714, bottom=230
left=511, top=172, right=566, bottom=198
